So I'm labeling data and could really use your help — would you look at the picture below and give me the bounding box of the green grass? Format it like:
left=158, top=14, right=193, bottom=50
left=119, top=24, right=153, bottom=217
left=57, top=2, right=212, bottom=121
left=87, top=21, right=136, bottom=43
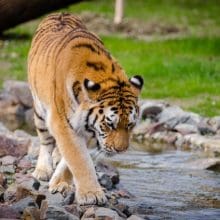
left=0, top=0, right=220, bottom=116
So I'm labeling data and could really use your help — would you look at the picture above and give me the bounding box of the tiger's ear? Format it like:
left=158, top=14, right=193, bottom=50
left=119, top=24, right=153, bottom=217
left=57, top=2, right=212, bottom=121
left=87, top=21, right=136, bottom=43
left=84, top=78, right=100, bottom=91
left=129, top=75, right=144, bottom=90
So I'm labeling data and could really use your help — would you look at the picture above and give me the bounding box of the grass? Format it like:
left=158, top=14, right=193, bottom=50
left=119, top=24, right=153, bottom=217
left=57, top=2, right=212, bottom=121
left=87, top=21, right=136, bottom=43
left=0, top=0, right=220, bottom=116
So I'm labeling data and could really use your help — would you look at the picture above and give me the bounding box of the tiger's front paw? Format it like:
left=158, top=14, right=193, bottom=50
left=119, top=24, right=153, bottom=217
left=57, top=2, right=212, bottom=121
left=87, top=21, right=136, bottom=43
left=49, top=181, right=73, bottom=195
left=32, top=166, right=53, bottom=181
left=76, top=187, right=107, bottom=205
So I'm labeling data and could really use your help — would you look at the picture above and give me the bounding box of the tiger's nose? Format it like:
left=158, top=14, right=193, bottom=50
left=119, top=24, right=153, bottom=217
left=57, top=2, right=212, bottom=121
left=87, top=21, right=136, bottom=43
left=113, top=130, right=129, bottom=152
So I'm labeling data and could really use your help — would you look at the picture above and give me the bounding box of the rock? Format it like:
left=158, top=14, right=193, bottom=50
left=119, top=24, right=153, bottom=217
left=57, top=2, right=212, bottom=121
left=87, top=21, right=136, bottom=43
left=96, top=161, right=120, bottom=188
left=184, top=158, right=220, bottom=170
left=139, top=100, right=167, bottom=120
left=22, top=206, right=41, bottom=220
left=45, top=205, right=79, bottom=220
left=17, top=158, right=32, bottom=170
left=81, top=207, right=95, bottom=219
left=0, top=104, right=25, bottom=131
left=15, top=173, right=37, bottom=192
left=208, top=116, right=220, bottom=131
left=174, top=134, right=184, bottom=149
left=182, top=134, right=220, bottom=156
left=64, top=204, right=84, bottom=218
left=97, top=173, right=113, bottom=190
left=0, top=164, right=15, bottom=173
left=3, top=80, right=33, bottom=108
left=174, top=123, right=198, bottom=135
left=198, top=126, right=216, bottom=135
left=0, top=121, right=10, bottom=133
left=13, top=129, right=40, bottom=159
left=128, top=202, right=151, bottom=216
left=40, top=185, right=64, bottom=206
left=127, top=215, right=144, bottom=220
left=114, top=202, right=131, bottom=217
left=0, top=205, right=21, bottom=219
left=0, top=184, right=4, bottom=202
left=24, top=108, right=35, bottom=131
left=0, top=155, right=17, bottom=165
left=32, top=179, right=41, bottom=191
left=27, top=136, right=40, bottom=159
left=4, top=183, right=17, bottom=203
left=0, top=172, right=7, bottom=187
left=115, top=189, right=133, bottom=199
left=12, top=196, right=37, bottom=214
left=95, top=207, right=123, bottom=220
left=15, top=185, right=35, bottom=201
left=62, top=191, right=75, bottom=205
left=141, top=106, right=162, bottom=120
left=132, top=121, right=151, bottom=136
left=0, top=133, right=29, bottom=157
left=157, top=106, right=201, bottom=129
left=39, top=199, right=48, bottom=219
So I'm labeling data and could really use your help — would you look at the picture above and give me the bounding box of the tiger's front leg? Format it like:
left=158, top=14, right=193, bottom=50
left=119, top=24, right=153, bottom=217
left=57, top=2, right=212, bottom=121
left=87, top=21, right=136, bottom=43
left=48, top=110, right=106, bottom=205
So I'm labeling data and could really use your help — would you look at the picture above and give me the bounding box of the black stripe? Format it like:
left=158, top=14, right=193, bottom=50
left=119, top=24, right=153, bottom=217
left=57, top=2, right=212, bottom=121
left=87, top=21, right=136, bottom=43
left=65, top=117, right=74, bottom=130
left=85, top=108, right=96, bottom=137
left=112, top=63, right=115, bottom=73
left=34, top=108, right=45, bottom=121
left=86, top=61, right=106, bottom=71
left=73, top=43, right=99, bottom=54
left=72, top=81, right=81, bottom=104
left=45, top=136, right=54, bottom=141
left=92, top=115, right=98, bottom=126
left=36, top=127, right=48, bottom=133
left=57, top=29, right=103, bottom=54
left=42, top=140, right=55, bottom=146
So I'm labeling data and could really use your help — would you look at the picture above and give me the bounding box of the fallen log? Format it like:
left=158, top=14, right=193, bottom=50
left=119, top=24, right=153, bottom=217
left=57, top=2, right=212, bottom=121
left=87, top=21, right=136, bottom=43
left=0, top=0, right=85, bottom=33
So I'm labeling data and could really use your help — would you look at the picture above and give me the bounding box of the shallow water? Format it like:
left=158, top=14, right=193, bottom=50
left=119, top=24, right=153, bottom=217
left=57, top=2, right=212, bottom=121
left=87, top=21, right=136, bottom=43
left=104, top=146, right=220, bottom=220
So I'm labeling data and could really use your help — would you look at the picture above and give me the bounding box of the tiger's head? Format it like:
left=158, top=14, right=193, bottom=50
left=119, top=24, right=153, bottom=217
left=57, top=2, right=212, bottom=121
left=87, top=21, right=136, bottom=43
left=69, top=75, right=143, bottom=155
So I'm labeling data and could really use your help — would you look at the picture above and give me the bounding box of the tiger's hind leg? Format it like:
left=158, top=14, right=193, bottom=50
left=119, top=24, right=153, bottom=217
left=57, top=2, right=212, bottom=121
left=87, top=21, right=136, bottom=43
left=32, top=109, right=55, bottom=181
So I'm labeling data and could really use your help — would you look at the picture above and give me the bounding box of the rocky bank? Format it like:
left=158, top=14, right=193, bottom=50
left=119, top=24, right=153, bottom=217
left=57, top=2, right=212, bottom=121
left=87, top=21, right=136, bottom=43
left=0, top=80, right=220, bottom=219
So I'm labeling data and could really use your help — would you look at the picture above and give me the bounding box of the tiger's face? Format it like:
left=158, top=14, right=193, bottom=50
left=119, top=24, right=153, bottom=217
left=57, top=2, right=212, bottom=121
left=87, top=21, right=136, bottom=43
left=82, top=75, right=143, bottom=155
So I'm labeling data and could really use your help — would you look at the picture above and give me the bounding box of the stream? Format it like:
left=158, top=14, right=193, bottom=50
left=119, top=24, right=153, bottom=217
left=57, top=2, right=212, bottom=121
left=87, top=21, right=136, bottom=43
left=104, top=145, right=220, bottom=220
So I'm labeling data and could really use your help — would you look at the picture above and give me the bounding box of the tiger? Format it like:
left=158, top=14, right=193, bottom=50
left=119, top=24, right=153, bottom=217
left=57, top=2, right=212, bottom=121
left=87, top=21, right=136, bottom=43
left=28, top=13, right=143, bottom=205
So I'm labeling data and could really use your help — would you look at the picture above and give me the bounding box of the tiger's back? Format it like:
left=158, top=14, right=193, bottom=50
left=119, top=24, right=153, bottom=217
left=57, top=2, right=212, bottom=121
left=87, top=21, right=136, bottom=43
left=28, top=13, right=127, bottom=106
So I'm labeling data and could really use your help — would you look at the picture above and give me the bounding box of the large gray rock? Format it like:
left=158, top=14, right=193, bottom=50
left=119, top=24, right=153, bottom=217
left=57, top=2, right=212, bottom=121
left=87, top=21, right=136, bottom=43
left=127, top=215, right=144, bottom=220
left=157, top=106, right=201, bottom=129
left=14, top=129, right=40, bottom=159
left=25, top=108, right=35, bottom=131
left=0, top=205, right=21, bottom=219
left=209, top=116, right=220, bottom=131
left=0, top=122, right=10, bottom=133
left=12, top=196, right=37, bottom=214
left=96, top=161, right=120, bottom=190
left=3, top=80, right=33, bottom=108
left=0, top=133, right=29, bottom=157
left=0, top=93, right=25, bottom=130
left=174, top=123, right=198, bottom=135
left=95, top=207, right=123, bottom=220
left=45, top=205, right=79, bottom=220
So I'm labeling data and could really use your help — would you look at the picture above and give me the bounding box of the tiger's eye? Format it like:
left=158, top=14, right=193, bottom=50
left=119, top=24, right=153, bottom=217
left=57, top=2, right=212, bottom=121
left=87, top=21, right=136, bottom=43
left=99, top=109, right=103, bottom=114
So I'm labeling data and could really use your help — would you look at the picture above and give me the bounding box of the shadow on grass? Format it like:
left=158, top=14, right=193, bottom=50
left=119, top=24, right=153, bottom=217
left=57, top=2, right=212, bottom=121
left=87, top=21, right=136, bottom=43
left=0, top=32, right=31, bottom=41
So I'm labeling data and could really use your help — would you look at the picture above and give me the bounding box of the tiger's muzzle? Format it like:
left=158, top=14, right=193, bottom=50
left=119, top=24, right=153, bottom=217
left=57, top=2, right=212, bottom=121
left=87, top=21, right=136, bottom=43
left=104, top=129, right=129, bottom=153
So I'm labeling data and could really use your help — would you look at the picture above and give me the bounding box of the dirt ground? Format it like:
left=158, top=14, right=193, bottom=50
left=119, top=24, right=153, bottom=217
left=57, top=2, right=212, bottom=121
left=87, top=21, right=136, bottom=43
left=80, top=12, right=187, bottom=40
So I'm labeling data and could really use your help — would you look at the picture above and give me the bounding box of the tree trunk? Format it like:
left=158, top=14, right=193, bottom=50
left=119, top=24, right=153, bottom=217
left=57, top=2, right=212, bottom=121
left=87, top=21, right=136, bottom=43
left=0, top=0, right=85, bottom=34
